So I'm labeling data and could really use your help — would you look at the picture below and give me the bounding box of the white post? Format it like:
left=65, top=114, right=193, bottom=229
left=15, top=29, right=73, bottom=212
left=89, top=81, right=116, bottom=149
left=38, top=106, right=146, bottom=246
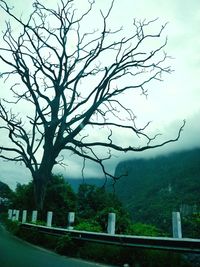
left=31, top=210, right=38, bottom=223
left=22, top=210, right=27, bottom=223
left=8, top=209, right=12, bottom=220
left=15, top=210, right=20, bottom=221
left=47, top=211, right=53, bottom=227
left=107, top=213, right=116, bottom=235
left=68, top=212, right=75, bottom=230
left=172, top=211, right=182, bottom=238
left=12, top=209, right=16, bottom=221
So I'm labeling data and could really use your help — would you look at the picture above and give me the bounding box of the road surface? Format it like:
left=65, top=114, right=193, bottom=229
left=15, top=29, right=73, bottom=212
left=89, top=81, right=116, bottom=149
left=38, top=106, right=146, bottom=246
left=0, top=224, right=110, bottom=267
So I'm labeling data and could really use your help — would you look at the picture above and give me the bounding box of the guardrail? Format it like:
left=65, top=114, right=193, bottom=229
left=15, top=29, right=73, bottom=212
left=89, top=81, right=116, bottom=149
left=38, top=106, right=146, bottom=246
left=8, top=208, right=200, bottom=253
left=8, top=209, right=184, bottom=238
left=21, top=223, right=200, bottom=253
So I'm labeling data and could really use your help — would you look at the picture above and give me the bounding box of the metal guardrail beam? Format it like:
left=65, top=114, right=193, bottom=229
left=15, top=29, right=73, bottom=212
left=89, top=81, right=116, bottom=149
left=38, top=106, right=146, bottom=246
left=21, top=223, right=200, bottom=253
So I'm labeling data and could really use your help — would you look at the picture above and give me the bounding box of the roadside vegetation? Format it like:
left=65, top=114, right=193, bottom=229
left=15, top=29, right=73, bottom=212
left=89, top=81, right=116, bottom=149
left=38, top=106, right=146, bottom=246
left=0, top=175, right=195, bottom=266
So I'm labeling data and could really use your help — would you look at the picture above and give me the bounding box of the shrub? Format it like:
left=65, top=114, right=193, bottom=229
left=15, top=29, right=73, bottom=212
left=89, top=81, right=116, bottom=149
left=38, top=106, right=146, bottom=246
left=55, top=234, right=78, bottom=256
left=126, top=223, right=164, bottom=237
left=3, top=218, right=20, bottom=235
left=182, top=213, right=200, bottom=238
left=74, top=219, right=102, bottom=232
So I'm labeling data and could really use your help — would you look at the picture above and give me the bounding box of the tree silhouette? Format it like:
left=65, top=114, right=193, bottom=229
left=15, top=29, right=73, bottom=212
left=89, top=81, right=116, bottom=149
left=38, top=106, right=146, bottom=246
left=0, top=0, right=185, bottom=210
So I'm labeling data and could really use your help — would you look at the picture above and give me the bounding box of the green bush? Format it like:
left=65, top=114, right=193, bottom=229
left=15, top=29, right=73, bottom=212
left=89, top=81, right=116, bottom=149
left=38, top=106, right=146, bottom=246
left=17, top=226, right=42, bottom=244
left=182, top=213, right=200, bottom=238
left=55, top=234, right=78, bottom=256
left=14, top=225, right=57, bottom=249
left=30, top=220, right=46, bottom=226
left=3, top=219, right=20, bottom=235
left=74, top=219, right=102, bottom=232
left=126, top=222, right=165, bottom=237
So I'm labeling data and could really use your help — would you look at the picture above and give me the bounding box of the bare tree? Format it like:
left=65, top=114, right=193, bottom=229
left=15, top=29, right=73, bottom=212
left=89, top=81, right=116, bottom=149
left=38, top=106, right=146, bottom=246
left=0, top=0, right=185, bottom=210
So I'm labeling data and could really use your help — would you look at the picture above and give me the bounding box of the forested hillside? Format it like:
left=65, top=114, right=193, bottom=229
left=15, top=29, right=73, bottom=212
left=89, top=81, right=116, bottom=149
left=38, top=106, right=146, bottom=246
left=114, top=148, right=200, bottom=233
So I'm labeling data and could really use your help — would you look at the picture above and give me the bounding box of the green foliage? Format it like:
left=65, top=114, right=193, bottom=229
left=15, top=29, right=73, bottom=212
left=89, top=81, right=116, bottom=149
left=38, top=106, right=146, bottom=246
left=0, top=180, right=13, bottom=211
left=18, top=226, right=41, bottom=244
left=182, top=213, right=200, bottom=238
left=17, top=226, right=57, bottom=248
left=95, top=206, right=132, bottom=234
left=55, top=234, right=76, bottom=255
left=10, top=174, right=77, bottom=226
left=43, top=174, right=77, bottom=226
left=6, top=221, right=192, bottom=267
left=30, top=220, right=46, bottom=226
left=126, top=223, right=165, bottom=237
left=0, top=180, right=13, bottom=198
left=76, top=183, right=131, bottom=233
left=74, top=219, right=102, bottom=232
left=114, top=148, right=200, bottom=234
left=3, top=161, right=196, bottom=266
left=11, top=182, right=35, bottom=210
left=77, top=184, right=121, bottom=218
left=3, top=218, right=20, bottom=235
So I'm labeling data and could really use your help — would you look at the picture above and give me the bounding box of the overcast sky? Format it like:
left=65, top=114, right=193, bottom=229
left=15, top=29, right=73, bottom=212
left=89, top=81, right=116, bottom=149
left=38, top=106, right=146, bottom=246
left=0, top=0, right=200, bottom=190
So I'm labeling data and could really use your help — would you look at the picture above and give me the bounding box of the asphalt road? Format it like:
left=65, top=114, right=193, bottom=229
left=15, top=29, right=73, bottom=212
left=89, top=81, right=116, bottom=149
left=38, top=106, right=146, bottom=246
left=0, top=224, right=110, bottom=267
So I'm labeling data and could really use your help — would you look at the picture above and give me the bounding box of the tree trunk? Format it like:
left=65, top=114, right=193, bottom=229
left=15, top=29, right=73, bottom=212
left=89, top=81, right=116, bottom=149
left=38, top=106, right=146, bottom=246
left=33, top=172, right=49, bottom=212
left=32, top=150, right=56, bottom=211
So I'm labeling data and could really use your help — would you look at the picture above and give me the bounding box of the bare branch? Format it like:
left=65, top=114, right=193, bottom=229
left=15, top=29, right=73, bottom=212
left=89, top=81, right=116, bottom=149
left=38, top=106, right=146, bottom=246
left=0, top=0, right=185, bottom=209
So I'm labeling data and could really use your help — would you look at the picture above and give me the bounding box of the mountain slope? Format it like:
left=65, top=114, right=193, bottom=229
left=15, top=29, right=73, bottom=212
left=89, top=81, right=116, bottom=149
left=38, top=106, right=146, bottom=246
left=114, top=148, right=200, bottom=231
